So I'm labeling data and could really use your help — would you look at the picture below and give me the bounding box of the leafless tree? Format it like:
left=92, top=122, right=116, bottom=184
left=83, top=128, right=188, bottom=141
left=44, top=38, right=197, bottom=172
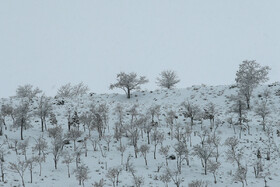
left=159, top=145, right=170, bottom=166
left=204, top=102, right=218, bottom=130
left=117, top=143, right=126, bottom=165
left=26, top=156, right=37, bottom=183
left=74, top=164, right=90, bottom=187
left=228, top=94, right=247, bottom=139
left=174, top=141, right=189, bottom=173
left=65, top=129, right=82, bottom=151
left=192, top=142, right=215, bottom=175
left=147, top=104, right=161, bottom=124
left=106, top=166, right=122, bottom=187
left=33, top=135, right=48, bottom=161
left=224, top=137, right=243, bottom=168
left=34, top=95, right=52, bottom=132
left=165, top=110, right=177, bottom=139
left=56, top=82, right=89, bottom=98
left=233, top=165, right=248, bottom=187
left=16, top=84, right=42, bottom=101
left=110, top=72, right=149, bottom=99
left=159, top=171, right=171, bottom=187
left=235, top=60, right=270, bottom=109
left=207, top=160, right=220, bottom=184
left=140, top=144, right=150, bottom=166
left=156, top=70, right=180, bottom=89
left=14, top=101, right=31, bottom=140
left=188, top=180, right=208, bottom=187
left=51, top=135, right=64, bottom=170
left=164, top=168, right=183, bottom=187
left=126, top=124, right=140, bottom=158
left=62, top=151, right=74, bottom=178
left=151, top=130, right=164, bottom=159
left=18, top=139, right=29, bottom=161
left=181, top=101, right=201, bottom=129
left=9, top=159, right=28, bottom=187
left=93, top=179, right=105, bottom=187
left=254, top=89, right=271, bottom=131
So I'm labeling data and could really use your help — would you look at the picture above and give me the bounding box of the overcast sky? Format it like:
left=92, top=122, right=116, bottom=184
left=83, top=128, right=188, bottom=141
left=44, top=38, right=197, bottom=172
left=0, top=1, right=279, bottom=98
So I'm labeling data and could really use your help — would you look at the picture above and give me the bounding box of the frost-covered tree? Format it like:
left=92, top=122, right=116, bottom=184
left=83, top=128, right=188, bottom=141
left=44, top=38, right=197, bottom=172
left=174, top=141, right=189, bottom=173
left=164, top=168, right=182, bottom=187
left=224, top=137, right=243, bottom=168
left=9, top=159, right=28, bottom=187
left=34, top=95, right=52, bottom=132
left=192, top=143, right=215, bottom=175
left=56, top=82, right=89, bottom=98
left=156, top=70, right=180, bottom=89
left=65, top=129, right=82, bottom=151
left=254, top=89, right=271, bottom=131
left=110, top=72, right=148, bottom=99
left=235, top=60, right=270, bottom=109
left=233, top=165, right=248, bottom=187
left=14, top=101, right=31, bottom=140
left=16, top=84, right=42, bottom=101
left=207, top=160, right=220, bottom=184
left=51, top=133, right=64, bottom=170
left=74, top=164, right=90, bottom=187
left=151, top=130, right=164, bottom=159
left=181, top=101, right=201, bottom=129
left=106, top=166, right=122, bottom=187
left=139, top=144, right=150, bottom=166
left=62, top=151, right=74, bottom=178
left=228, top=94, right=247, bottom=138
left=18, top=139, right=29, bottom=161
left=72, top=82, right=89, bottom=97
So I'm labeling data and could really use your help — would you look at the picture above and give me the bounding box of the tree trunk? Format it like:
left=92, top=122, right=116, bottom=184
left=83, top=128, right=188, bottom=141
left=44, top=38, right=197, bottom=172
left=204, top=160, right=207, bottom=175
left=21, top=122, right=24, bottom=140
left=127, top=88, right=131, bottom=99
left=68, top=165, right=70, bottom=178
left=41, top=117, right=44, bottom=132
left=154, top=145, right=157, bottom=159
left=54, top=159, right=57, bottom=169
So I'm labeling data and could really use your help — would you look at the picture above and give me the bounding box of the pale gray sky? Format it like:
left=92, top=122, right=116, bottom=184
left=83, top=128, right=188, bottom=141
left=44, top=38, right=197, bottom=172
left=0, top=0, right=279, bottom=98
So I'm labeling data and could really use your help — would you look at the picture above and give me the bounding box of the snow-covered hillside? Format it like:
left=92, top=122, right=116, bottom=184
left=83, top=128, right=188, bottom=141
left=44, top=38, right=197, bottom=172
left=1, top=83, right=280, bottom=187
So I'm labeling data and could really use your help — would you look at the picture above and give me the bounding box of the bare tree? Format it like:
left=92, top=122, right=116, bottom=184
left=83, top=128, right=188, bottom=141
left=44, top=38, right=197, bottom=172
left=34, top=95, right=52, bottom=132
left=164, top=168, right=182, bottom=187
left=224, top=137, right=243, bottom=168
left=203, top=102, right=218, bottom=130
left=26, top=156, right=37, bottom=183
left=106, top=166, right=122, bottom=187
left=151, top=130, right=164, bottom=159
left=51, top=135, right=64, bottom=170
left=18, top=139, right=29, bottom=161
left=228, top=94, right=247, bottom=139
left=33, top=135, right=48, bottom=161
left=192, top=143, right=215, bottom=175
left=254, top=89, right=271, bottom=131
left=103, top=135, right=112, bottom=151
left=16, top=84, right=42, bottom=101
left=62, top=151, right=74, bottom=178
left=156, top=70, right=180, bottom=89
left=71, top=82, right=89, bottom=97
left=110, top=72, right=148, bottom=99
left=233, top=165, right=248, bottom=187
left=188, top=180, right=208, bottom=187
left=174, top=141, right=189, bottom=173
left=9, top=159, right=28, bottom=187
left=117, top=144, right=126, bottom=165
left=74, top=164, right=90, bottom=187
left=159, top=171, right=171, bottom=187
left=181, top=101, right=201, bottom=129
left=139, top=144, right=150, bottom=166
left=207, top=160, right=220, bottom=184
left=14, top=101, right=31, bottom=140
left=159, top=145, right=170, bottom=166
left=235, top=60, right=270, bottom=109
left=65, top=129, right=82, bottom=151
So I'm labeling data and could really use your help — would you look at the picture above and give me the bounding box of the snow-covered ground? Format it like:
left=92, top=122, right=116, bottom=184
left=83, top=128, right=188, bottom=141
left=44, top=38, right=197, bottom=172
left=1, top=83, right=280, bottom=187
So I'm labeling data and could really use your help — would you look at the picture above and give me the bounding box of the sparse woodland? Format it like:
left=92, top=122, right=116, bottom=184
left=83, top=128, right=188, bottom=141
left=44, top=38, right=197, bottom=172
left=1, top=63, right=280, bottom=187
